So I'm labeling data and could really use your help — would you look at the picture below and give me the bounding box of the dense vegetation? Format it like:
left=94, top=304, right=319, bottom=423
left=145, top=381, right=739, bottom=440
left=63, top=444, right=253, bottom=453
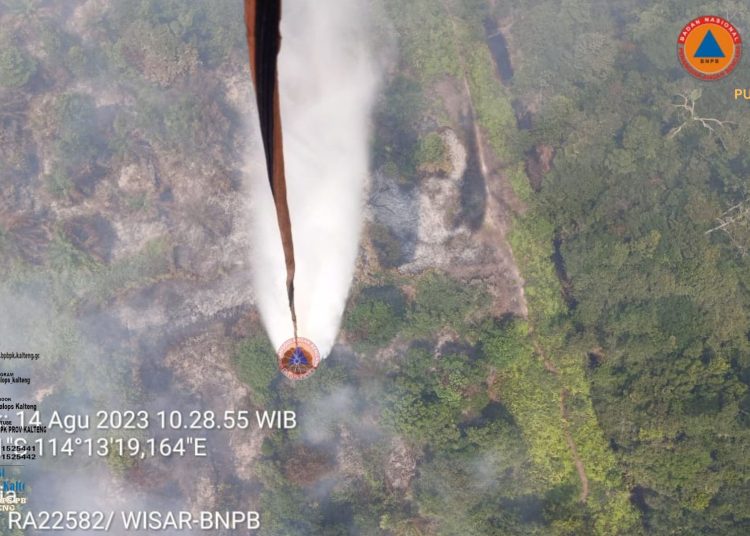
left=507, top=1, right=750, bottom=533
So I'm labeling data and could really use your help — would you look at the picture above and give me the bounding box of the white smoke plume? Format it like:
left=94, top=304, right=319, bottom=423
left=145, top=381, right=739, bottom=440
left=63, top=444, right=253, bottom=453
left=248, top=0, right=379, bottom=357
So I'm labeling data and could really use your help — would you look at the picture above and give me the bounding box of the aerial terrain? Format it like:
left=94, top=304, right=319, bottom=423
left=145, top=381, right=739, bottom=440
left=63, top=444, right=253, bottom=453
left=2, top=0, right=750, bottom=534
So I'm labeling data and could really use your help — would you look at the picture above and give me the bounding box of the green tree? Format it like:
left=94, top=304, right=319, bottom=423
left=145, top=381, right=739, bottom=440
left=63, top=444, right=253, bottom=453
left=0, top=45, right=36, bottom=88
left=233, top=334, right=277, bottom=405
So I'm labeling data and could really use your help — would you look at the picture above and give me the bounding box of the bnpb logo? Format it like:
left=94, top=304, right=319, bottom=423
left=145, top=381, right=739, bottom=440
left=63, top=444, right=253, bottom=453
left=678, top=16, right=741, bottom=80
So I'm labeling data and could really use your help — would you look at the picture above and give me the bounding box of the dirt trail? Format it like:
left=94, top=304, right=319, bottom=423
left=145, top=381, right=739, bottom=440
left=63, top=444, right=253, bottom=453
left=535, top=342, right=590, bottom=502
left=441, top=2, right=589, bottom=502
left=561, top=389, right=590, bottom=502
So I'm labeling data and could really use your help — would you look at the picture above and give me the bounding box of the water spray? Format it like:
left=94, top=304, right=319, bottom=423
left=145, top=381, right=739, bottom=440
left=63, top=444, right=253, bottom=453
left=244, top=0, right=378, bottom=379
left=244, top=0, right=316, bottom=378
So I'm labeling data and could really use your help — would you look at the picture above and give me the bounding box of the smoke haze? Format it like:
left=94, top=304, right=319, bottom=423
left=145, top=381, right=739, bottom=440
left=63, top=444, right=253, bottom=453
left=248, top=0, right=379, bottom=357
